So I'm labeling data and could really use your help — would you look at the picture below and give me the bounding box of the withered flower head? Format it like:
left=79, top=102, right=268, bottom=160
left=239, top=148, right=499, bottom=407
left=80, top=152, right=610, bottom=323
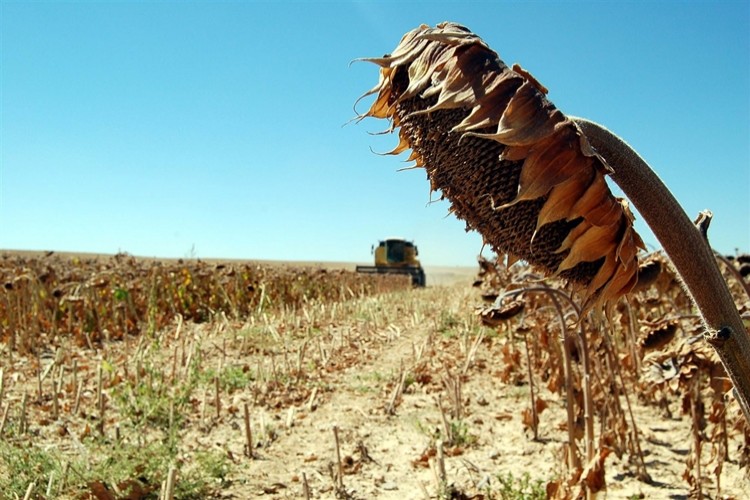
left=478, top=299, right=526, bottom=327
left=358, top=22, right=644, bottom=308
left=639, top=319, right=678, bottom=351
left=632, top=257, right=663, bottom=292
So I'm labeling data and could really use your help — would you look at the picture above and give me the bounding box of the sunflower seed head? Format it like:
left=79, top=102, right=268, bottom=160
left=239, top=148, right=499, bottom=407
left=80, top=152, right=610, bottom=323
left=359, top=22, right=644, bottom=309
left=639, top=320, right=678, bottom=351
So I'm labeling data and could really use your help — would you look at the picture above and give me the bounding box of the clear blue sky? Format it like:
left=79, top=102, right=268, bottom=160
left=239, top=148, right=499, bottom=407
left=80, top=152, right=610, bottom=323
left=1, top=1, right=748, bottom=266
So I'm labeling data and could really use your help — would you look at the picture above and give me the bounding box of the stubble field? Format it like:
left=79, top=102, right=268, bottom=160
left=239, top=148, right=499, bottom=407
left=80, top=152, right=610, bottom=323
left=0, top=251, right=748, bottom=499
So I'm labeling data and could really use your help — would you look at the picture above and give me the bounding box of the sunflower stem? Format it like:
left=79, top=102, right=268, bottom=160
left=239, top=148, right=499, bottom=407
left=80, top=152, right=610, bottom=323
left=573, top=117, right=750, bottom=423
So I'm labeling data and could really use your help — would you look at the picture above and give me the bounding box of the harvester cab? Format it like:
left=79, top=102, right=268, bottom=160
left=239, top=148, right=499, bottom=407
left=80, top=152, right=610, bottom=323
left=356, top=238, right=426, bottom=287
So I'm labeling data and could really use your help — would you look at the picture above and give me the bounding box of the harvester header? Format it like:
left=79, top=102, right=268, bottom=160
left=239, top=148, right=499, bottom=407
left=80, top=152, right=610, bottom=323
left=356, top=238, right=426, bottom=287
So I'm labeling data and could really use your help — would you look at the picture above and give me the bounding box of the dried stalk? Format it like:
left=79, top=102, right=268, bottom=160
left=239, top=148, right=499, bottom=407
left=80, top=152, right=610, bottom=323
left=521, top=325, right=539, bottom=441
left=72, top=359, right=78, bottom=397
left=574, top=117, right=750, bottom=423
left=46, top=472, right=54, bottom=497
left=385, top=364, right=407, bottom=416
left=436, top=395, right=453, bottom=445
left=22, top=482, right=34, bottom=500
left=540, top=289, right=582, bottom=470
left=501, top=286, right=591, bottom=468
left=600, top=321, right=650, bottom=481
left=333, top=425, right=344, bottom=492
left=171, top=345, right=178, bottom=382
left=0, top=403, right=11, bottom=436
left=307, top=386, right=318, bottom=412
left=243, top=402, right=253, bottom=458
left=97, top=365, right=105, bottom=435
left=462, top=330, right=484, bottom=376
left=214, top=376, right=221, bottom=419
left=36, top=366, right=43, bottom=403
left=442, top=369, right=463, bottom=421
left=73, top=380, right=83, bottom=416
left=52, top=381, right=59, bottom=420
left=56, top=365, right=65, bottom=396
left=622, top=299, right=642, bottom=375
left=169, top=399, right=174, bottom=431
left=20, top=392, right=28, bottom=434
left=164, top=466, right=177, bottom=500
left=302, top=472, right=311, bottom=500
left=436, top=439, right=447, bottom=488
left=689, top=379, right=704, bottom=499
left=96, top=365, right=103, bottom=413
left=575, top=320, right=596, bottom=469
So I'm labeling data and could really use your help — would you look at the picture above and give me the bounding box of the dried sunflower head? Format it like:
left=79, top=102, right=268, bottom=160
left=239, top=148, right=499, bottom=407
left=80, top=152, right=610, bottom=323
left=632, top=257, right=663, bottom=292
left=358, top=22, right=644, bottom=308
left=477, top=299, right=526, bottom=327
left=639, top=319, right=678, bottom=351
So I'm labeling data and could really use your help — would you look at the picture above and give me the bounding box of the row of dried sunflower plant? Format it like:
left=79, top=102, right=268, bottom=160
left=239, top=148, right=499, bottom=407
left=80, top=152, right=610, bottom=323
left=474, top=252, right=750, bottom=498
left=0, top=252, right=411, bottom=354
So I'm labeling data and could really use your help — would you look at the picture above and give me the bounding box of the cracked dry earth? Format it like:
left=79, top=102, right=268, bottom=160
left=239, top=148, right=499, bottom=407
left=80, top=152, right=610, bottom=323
left=209, top=281, right=747, bottom=499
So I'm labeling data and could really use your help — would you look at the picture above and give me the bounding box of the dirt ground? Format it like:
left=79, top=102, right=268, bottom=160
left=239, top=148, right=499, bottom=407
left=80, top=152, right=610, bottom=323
left=188, top=275, right=747, bottom=499
left=226, top=312, right=747, bottom=499
left=1, top=255, right=747, bottom=499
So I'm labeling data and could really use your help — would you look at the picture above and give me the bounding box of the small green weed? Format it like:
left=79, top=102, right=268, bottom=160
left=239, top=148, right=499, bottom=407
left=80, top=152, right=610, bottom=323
left=414, top=418, right=477, bottom=447
left=350, top=370, right=385, bottom=393
left=437, top=310, right=462, bottom=335
left=85, top=436, right=224, bottom=499
left=448, top=419, right=477, bottom=447
left=492, top=471, right=546, bottom=499
left=0, top=439, right=60, bottom=496
left=111, top=360, right=195, bottom=431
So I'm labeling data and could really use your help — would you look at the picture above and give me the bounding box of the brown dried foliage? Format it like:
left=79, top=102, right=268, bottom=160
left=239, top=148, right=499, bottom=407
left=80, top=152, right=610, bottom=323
left=472, top=251, right=748, bottom=497
left=0, top=252, right=410, bottom=352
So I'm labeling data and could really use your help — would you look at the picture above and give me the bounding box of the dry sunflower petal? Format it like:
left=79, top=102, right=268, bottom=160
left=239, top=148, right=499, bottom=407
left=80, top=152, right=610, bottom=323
left=358, top=22, right=644, bottom=308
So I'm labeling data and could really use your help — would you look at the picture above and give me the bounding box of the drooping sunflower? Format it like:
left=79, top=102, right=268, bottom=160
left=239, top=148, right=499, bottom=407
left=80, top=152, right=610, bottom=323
left=358, top=22, right=644, bottom=308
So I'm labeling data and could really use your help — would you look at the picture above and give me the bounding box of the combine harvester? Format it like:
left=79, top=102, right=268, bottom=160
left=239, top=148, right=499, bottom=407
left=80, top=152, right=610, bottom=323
left=356, top=237, right=426, bottom=287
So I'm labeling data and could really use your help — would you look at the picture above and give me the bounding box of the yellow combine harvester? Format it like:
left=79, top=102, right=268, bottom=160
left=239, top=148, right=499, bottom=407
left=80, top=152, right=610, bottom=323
left=356, top=237, right=426, bottom=287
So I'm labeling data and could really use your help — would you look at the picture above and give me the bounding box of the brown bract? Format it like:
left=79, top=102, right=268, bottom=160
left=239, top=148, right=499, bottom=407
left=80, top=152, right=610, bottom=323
left=358, top=22, right=644, bottom=308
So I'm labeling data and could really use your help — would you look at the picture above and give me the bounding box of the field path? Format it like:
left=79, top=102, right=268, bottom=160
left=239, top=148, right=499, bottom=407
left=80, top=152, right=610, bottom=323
left=214, top=284, right=747, bottom=499
left=212, top=284, right=561, bottom=498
